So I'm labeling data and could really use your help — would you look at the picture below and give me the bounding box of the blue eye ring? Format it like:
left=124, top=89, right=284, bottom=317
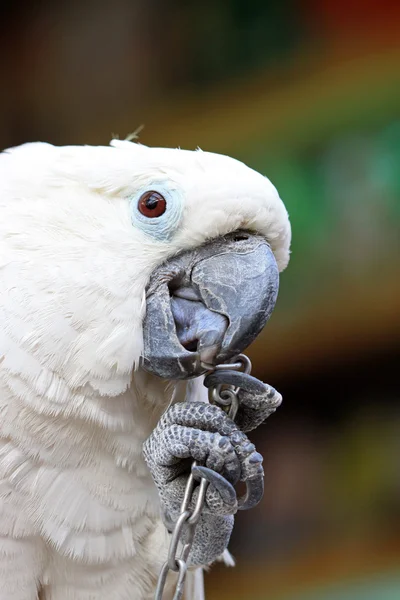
left=130, top=183, right=183, bottom=241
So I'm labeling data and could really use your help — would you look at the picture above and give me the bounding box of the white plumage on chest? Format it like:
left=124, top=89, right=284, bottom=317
left=0, top=368, right=189, bottom=599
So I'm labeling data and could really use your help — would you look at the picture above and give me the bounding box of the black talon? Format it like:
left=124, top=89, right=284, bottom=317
left=204, top=370, right=266, bottom=395
left=238, top=475, right=264, bottom=510
left=192, top=466, right=237, bottom=506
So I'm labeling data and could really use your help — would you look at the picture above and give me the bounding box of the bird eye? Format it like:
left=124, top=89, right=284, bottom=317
left=131, top=184, right=182, bottom=241
left=138, top=191, right=167, bottom=218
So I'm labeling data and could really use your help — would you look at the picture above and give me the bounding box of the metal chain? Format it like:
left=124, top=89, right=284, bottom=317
left=154, top=354, right=252, bottom=600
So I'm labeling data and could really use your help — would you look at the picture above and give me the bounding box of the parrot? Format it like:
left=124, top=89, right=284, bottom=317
left=0, top=140, right=291, bottom=600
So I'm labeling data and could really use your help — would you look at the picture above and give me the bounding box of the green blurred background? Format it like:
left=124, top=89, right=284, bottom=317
left=1, top=1, right=399, bottom=598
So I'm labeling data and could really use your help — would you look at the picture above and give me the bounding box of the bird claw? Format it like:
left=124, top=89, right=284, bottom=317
left=192, top=463, right=264, bottom=511
left=191, top=465, right=237, bottom=506
left=143, top=401, right=269, bottom=565
left=238, top=475, right=264, bottom=510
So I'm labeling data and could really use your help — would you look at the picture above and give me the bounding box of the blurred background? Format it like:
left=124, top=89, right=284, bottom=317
left=1, top=1, right=399, bottom=598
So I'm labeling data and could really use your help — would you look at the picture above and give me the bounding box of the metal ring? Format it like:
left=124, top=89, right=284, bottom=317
left=167, top=510, right=191, bottom=571
left=227, top=394, right=239, bottom=420
left=154, top=561, right=171, bottom=600
left=210, top=385, right=234, bottom=406
left=236, top=354, right=252, bottom=374
left=187, top=476, right=208, bottom=525
left=213, top=354, right=252, bottom=373
left=180, top=471, right=195, bottom=512
left=172, top=559, right=188, bottom=600
left=214, top=361, right=243, bottom=371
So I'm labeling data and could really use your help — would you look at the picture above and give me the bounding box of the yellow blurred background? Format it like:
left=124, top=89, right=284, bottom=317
left=1, top=1, right=399, bottom=598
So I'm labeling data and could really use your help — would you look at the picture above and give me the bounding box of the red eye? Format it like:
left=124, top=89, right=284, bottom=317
left=137, top=191, right=167, bottom=218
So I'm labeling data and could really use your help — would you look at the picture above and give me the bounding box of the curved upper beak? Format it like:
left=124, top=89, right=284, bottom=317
left=141, top=232, right=279, bottom=380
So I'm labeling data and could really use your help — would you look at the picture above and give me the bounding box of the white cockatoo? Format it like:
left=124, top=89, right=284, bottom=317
left=0, top=140, right=290, bottom=600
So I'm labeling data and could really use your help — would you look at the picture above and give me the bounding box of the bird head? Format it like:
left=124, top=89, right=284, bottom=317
left=0, top=140, right=290, bottom=399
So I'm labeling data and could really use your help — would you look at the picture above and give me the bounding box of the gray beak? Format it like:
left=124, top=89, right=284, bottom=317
left=141, top=231, right=279, bottom=379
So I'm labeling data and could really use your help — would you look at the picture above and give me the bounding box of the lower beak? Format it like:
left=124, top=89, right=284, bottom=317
left=141, top=231, right=279, bottom=380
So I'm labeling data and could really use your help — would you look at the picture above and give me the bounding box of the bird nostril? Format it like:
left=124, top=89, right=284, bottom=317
left=233, top=232, right=249, bottom=242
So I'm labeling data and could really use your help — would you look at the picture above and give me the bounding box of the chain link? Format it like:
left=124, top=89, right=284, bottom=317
left=154, top=355, right=251, bottom=600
